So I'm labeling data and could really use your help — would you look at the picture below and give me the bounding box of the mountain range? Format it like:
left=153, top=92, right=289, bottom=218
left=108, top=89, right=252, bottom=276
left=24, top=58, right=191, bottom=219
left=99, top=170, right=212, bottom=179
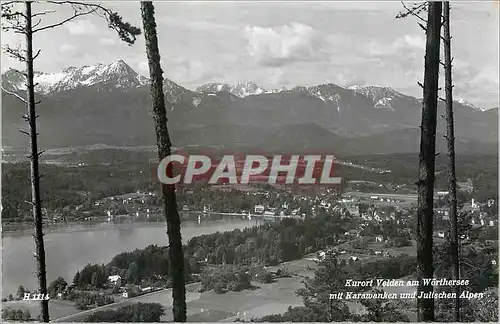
left=2, top=60, right=498, bottom=155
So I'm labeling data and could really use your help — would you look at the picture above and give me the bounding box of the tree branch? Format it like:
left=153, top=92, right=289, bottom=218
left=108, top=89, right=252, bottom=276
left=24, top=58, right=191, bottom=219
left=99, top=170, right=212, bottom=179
left=2, top=45, right=26, bottom=62
left=1, top=86, right=27, bottom=103
left=418, top=22, right=427, bottom=32
left=32, top=18, right=43, bottom=29
left=31, top=1, right=141, bottom=44
left=2, top=23, right=26, bottom=34
left=396, top=1, right=428, bottom=22
left=32, top=6, right=98, bottom=33
left=33, top=49, right=42, bottom=60
left=1, top=2, right=27, bottom=33
left=1, top=10, right=27, bottom=20
left=32, top=10, right=57, bottom=17
left=6, top=68, right=27, bottom=77
left=1, top=1, right=24, bottom=6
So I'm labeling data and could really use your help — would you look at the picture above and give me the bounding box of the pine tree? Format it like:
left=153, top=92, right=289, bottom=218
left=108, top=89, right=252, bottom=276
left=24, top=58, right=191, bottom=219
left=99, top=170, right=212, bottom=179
left=442, top=2, right=460, bottom=321
left=140, top=2, right=187, bottom=321
left=1, top=2, right=140, bottom=321
left=415, top=2, right=442, bottom=321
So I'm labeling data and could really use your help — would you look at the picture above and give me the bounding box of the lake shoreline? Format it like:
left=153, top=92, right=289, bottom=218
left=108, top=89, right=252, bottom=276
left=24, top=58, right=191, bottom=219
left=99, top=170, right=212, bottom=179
left=2, top=218, right=263, bottom=297
left=2, top=213, right=251, bottom=236
left=2, top=221, right=169, bottom=236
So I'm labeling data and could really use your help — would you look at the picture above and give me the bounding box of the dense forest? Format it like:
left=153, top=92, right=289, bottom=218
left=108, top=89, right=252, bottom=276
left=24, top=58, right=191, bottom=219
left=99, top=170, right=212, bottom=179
left=1, top=162, right=152, bottom=220
left=71, top=214, right=349, bottom=289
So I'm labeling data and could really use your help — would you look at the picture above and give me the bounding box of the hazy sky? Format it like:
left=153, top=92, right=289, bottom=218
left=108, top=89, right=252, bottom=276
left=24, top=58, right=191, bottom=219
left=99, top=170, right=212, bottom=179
left=1, top=1, right=499, bottom=108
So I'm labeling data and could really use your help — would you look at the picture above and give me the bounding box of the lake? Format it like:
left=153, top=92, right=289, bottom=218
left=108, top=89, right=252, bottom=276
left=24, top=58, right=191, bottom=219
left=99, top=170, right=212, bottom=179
left=2, top=218, right=263, bottom=297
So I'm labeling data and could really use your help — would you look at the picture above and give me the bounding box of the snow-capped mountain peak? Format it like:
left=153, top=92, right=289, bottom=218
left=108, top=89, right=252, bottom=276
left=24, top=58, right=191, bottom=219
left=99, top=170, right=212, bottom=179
left=196, top=82, right=231, bottom=94
left=456, top=98, right=484, bottom=111
left=265, top=86, right=288, bottom=94
left=306, top=84, right=344, bottom=103
left=350, top=85, right=403, bottom=100
left=233, top=81, right=266, bottom=97
left=196, top=81, right=266, bottom=98
left=1, top=60, right=148, bottom=94
left=349, top=85, right=404, bottom=111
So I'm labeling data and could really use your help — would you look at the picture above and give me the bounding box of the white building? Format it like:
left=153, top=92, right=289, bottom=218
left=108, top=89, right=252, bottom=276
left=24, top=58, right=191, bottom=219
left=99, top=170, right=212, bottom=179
left=108, top=275, right=122, bottom=287
left=254, top=205, right=265, bottom=214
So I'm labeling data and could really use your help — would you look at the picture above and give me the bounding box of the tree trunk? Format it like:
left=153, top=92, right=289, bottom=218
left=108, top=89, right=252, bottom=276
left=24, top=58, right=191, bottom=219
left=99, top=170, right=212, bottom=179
left=416, top=1, right=442, bottom=322
left=25, top=1, right=49, bottom=322
left=25, top=2, right=49, bottom=322
left=443, top=2, right=460, bottom=321
left=140, top=2, right=187, bottom=321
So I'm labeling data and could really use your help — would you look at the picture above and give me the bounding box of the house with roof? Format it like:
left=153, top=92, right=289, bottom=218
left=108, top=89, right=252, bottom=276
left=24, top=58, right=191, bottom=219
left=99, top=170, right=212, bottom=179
left=108, top=275, right=122, bottom=287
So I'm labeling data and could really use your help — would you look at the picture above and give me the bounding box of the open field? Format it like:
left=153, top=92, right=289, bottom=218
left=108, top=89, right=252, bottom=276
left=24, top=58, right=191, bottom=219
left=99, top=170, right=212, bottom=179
left=183, top=277, right=304, bottom=321
left=267, top=257, right=318, bottom=278
left=47, top=276, right=305, bottom=322
left=50, top=283, right=201, bottom=322
left=2, top=299, right=79, bottom=321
